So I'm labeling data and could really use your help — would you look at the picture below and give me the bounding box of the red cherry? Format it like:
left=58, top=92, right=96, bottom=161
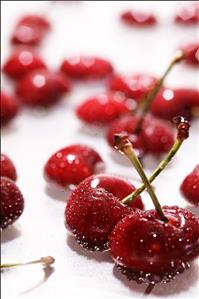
left=175, top=3, right=199, bottom=25
left=151, top=88, right=199, bottom=120
left=76, top=93, right=135, bottom=125
left=109, top=206, right=199, bottom=283
left=1, top=91, right=19, bottom=125
left=1, top=177, right=24, bottom=229
left=11, top=14, right=51, bottom=46
left=0, top=154, right=17, bottom=181
left=181, top=165, right=199, bottom=206
left=44, top=144, right=104, bottom=187
left=60, top=56, right=113, bottom=80
left=121, top=10, right=157, bottom=27
left=3, top=48, right=46, bottom=80
left=180, top=42, right=199, bottom=66
left=108, top=73, right=158, bottom=101
left=16, top=69, right=71, bottom=106
left=107, top=115, right=174, bottom=156
left=65, top=174, right=144, bottom=251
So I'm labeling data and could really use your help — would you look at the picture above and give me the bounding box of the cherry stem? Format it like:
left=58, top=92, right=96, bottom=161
left=115, top=135, right=168, bottom=222
left=122, top=116, right=190, bottom=204
left=134, top=50, right=184, bottom=133
left=0, top=256, right=55, bottom=270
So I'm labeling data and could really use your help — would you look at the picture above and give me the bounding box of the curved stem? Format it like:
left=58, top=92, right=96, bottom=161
left=1, top=256, right=55, bottom=270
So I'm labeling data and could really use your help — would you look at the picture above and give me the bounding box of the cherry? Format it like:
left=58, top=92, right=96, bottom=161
left=175, top=3, right=199, bottom=25
left=180, top=42, right=199, bottom=66
left=109, top=206, right=199, bottom=283
left=107, top=115, right=174, bottom=156
left=0, top=177, right=24, bottom=229
left=108, top=73, right=158, bottom=101
left=151, top=88, right=199, bottom=120
left=3, top=48, right=47, bottom=80
left=16, top=69, right=71, bottom=106
left=76, top=93, right=135, bottom=125
left=121, top=10, right=157, bottom=27
left=1, top=91, right=19, bottom=126
left=0, top=154, right=17, bottom=181
left=181, top=165, right=199, bottom=206
left=60, top=56, right=113, bottom=80
left=44, top=144, right=104, bottom=187
left=11, top=14, right=51, bottom=46
left=65, top=174, right=144, bottom=251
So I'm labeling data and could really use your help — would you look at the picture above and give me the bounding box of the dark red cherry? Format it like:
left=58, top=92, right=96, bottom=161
left=110, top=206, right=199, bottom=283
left=175, top=3, right=199, bottom=25
left=181, top=165, right=199, bottom=206
left=3, top=48, right=46, bottom=80
left=1, top=91, right=19, bottom=125
left=44, top=144, right=105, bottom=187
left=151, top=88, right=199, bottom=120
left=121, top=10, right=157, bottom=27
left=16, top=69, right=71, bottom=106
left=108, top=73, right=158, bottom=101
left=60, top=56, right=113, bottom=80
left=0, top=154, right=17, bottom=181
left=11, top=14, right=51, bottom=46
left=76, top=93, right=136, bottom=125
left=65, top=174, right=144, bottom=251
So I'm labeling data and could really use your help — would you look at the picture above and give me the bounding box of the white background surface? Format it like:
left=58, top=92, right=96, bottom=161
left=1, top=1, right=199, bottom=298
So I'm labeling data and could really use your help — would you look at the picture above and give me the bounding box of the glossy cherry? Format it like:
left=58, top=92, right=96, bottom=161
left=76, top=93, right=135, bottom=125
left=175, top=3, right=199, bottom=25
left=11, top=14, right=51, bottom=46
left=16, top=69, right=71, bottom=106
left=60, top=56, right=113, bottom=80
left=65, top=174, right=144, bottom=251
left=0, top=154, right=17, bottom=181
left=1, top=177, right=24, bottom=229
left=110, top=206, right=199, bottom=283
left=1, top=91, right=19, bottom=125
left=3, top=48, right=46, bottom=80
left=151, top=88, right=199, bottom=120
left=181, top=165, right=199, bottom=206
left=108, top=73, right=158, bottom=101
left=121, top=10, right=157, bottom=27
left=44, top=144, right=104, bottom=187
left=107, top=115, right=174, bottom=156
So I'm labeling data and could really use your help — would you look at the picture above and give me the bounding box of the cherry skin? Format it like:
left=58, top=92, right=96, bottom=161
left=107, top=115, right=174, bottom=156
left=109, top=206, right=199, bottom=283
left=65, top=174, right=144, bottom=251
left=60, top=56, right=113, bottom=80
left=121, top=10, right=157, bottom=27
left=151, top=88, right=199, bottom=120
left=76, top=93, right=136, bottom=125
left=0, top=154, right=17, bottom=181
left=1, top=177, right=24, bottom=229
left=181, top=165, right=199, bottom=206
left=44, top=144, right=105, bottom=187
left=108, top=73, right=158, bottom=101
left=175, top=3, right=199, bottom=25
left=1, top=91, right=19, bottom=126
left=11, top=14, right=51, bottom=46
left=180, top=42, right=199, bottom=66
left=3, top=48, right=46, bottom=80
left=16, top=69, right=71, bottom=107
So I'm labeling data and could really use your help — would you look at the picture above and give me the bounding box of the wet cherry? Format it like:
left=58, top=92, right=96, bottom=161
left=0, top=154, right=17, bottom=181
left=181, top=165, right=199, bottom=206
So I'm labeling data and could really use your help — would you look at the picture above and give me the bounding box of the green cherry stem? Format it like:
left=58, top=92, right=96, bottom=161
left=134, top=50, right=184, bottom=133
left=115, top=135, right=168, bottom=222
left=122, top=116, right=190, bottom=204
left=0, top=256, right=55, bottom=270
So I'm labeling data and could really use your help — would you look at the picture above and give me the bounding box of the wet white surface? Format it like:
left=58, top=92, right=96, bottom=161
left=1, top=1, right=199, bottom=298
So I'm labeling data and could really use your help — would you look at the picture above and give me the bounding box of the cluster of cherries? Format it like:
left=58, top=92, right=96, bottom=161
left=1, top=2, right=199, bottom=293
